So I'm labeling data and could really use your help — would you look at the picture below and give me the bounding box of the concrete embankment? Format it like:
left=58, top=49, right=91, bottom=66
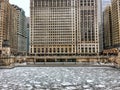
left=14, top=62, right=114, bottom=67
left=0, top=64, right=15, bottom=69
left=0, top=64, right=114, bottom=69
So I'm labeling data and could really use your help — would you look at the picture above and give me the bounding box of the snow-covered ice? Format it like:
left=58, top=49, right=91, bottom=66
left=0, top=67, right=120, bottom=90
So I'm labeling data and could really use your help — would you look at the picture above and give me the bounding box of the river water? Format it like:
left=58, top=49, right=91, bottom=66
left=0, top=67, right=120, bottom=90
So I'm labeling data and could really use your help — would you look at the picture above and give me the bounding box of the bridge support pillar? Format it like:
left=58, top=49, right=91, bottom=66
left=33, top=58, right=36, bottom=64
left=65, top=58, right=67, bottom=62
left=55, top=58, right=57, bottom=62
left=44, top=58, right=47, bottom=62
left=44, top=58, right=46, bottom=64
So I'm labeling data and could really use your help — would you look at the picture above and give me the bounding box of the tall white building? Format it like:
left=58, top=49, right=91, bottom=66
left=30, top=0, right=102, bottom=56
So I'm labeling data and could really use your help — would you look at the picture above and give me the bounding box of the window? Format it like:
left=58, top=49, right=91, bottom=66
left=81, top=48, right=84, bottom=52
left=57, top=48, right=59, bottom=52
left=38, top=48, right=40, bottom=53
left=85, top=48, right=87, bottom=52
left=65, top=48, right=67, bottom=52
left=34, top=48, right=36, bottom=53
left=53, top=48, right=56, bottom=52
left=69, top=48, right=71, bottom=52
left=61, top=48, right=63, bottom=52
left=93, top=48, right=95, bottom=52
left=42, top=48, right=44, bottom=53
left=50, top=48, right=52, bottom=52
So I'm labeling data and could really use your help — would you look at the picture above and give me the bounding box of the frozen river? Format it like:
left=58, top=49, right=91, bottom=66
left=0, top=67, right=120, bottom=90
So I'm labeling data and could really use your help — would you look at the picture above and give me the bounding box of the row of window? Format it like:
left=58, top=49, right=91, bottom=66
left=33, top=0, right=74, bottom=7
left=32, top=0, right=95, bottom=7
left=31, top=47, right=98, bottom=53
left=32, top=47, right=72, bottom=53
left=80, top=47, right=97, bottom=53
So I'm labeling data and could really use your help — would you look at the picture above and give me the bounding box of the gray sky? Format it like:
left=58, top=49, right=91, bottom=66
left=102, top=0, right=111, bottom=10
left=9, top=0, right=30, bottom=17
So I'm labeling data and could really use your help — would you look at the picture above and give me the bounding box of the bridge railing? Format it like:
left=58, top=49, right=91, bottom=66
left=26, top=61, right=100, bottom=65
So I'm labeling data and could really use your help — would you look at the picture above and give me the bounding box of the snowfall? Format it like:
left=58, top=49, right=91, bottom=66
left=0, top=67, right=120, bottom=90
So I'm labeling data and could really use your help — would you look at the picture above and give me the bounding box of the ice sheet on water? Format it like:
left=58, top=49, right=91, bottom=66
left=65, top=86, right=77, bottom=89
left=2, top=84, right=8, bottom=88
left=0, top=67, right=120, bottom=89
left=61, top=82, right=72, bottom=86
left=87, top=79, right=93, bottom=82
left=83, top=85, right=90, bottom=89
left=95, top=84, right=105, bottom=88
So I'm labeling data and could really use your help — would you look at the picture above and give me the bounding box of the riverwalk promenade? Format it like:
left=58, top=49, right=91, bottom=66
left=0, top=55, right=120, bottom=68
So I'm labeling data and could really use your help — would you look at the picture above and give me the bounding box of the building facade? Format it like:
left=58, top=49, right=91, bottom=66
left=30, top=0, right=101, bottom=56
left=76, top=0, right=102, bottom=55
left=111, top=0, right=120, bottom=48
left=103, top=5, right=112, bottom=49
left=0, top=0, right=18, bottom=55
left=26, top=17, right=29, bottom=53
left=103, top=0, right=120, bottom=55
left=12, top=5, right=27, bottom=55
left=0, top=0, right=27, bottom=56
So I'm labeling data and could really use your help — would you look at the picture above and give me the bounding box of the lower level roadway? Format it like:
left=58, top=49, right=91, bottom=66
left=0, top=67, right=120, bottom=90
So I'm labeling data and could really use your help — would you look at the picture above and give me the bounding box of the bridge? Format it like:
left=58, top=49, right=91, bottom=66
left=15, top=55, right=108, bottom=62
left=0, top=55, right=120, bottom=68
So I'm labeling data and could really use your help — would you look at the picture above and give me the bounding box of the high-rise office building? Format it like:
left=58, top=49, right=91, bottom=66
left=0, top=0, right=18, bottom=55
left=76, top=0, right=102, bottom=55
left=103, top=5, right=112, bottom=49
left=30, top=0, right=101, bottom=56
left=103, top=0, right=120, bottom=55
left=0, top=0, right=27, bottom=56
left=12, top=5, right=27, bottom=55
left=26, top=17, right=30, bottom=53
left=111, top=0, right=120, bottom=48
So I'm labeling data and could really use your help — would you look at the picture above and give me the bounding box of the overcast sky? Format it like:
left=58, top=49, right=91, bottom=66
left=9, top=0, right=111, bottom=17
left=9, top=0, right=30, bottom=17
left=102, top=0, right=111, bottom=10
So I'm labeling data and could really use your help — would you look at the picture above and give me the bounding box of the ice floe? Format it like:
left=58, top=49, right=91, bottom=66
left=0, top=67, right=120, bottom=90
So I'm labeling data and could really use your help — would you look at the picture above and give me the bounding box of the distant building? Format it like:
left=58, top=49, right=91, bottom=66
left=26, top=17, right=29, bottom=53
left=103, top=5, right=112, bottom=49
left=102, top=0, right=111, bottom=11
left=103, top=0, right=120, bottom=55
left=30, top=0, right=102, bottom=56
left=12, top=5, right=27, bottom=55
left=0, top=0, right=18, bottom=55
left=111, top=0, right=120, bottom=48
